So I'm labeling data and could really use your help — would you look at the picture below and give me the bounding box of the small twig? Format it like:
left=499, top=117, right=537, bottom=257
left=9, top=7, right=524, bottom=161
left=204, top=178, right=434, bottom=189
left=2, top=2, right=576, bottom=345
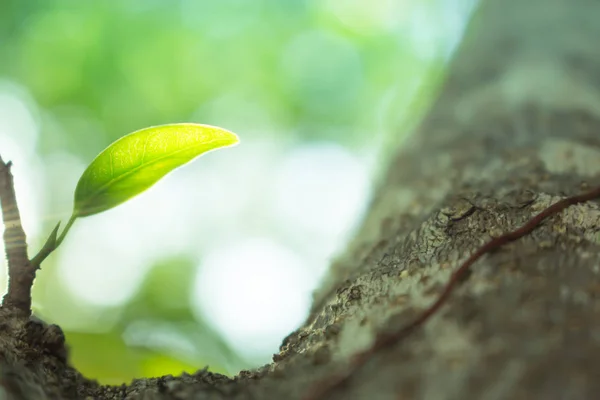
left=0, top=156, right=34, bottom=316
left=30, top=221, right=61, bottom=268
left=30, top=214, right=76, bottom=268
left=304, top=185, right=600, bottom=400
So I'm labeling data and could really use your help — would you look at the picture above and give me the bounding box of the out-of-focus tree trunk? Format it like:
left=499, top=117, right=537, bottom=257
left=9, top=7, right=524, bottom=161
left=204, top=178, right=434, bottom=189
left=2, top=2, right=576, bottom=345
left=1, top=0, right=600, bottom=398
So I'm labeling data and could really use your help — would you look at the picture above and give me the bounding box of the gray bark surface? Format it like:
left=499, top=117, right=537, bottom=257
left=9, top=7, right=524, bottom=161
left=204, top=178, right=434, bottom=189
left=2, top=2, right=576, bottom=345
left=1, top=0, right=600, bottom=398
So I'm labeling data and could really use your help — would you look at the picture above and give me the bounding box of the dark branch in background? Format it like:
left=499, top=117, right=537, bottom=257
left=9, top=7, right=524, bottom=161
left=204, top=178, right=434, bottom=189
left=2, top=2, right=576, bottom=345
left=305, top=185, right=600, bottom=400
left=0, top=156, right=34, bottom=316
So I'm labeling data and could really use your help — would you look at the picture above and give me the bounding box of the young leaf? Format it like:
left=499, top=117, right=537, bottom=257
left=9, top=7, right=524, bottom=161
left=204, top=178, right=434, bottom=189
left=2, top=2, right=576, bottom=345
left=73, top=123, right=238, bottom=217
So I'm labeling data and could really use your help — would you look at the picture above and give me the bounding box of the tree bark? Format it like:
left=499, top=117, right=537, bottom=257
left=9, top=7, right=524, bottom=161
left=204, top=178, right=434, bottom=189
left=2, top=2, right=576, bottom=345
left=2, top=0, right=600, bottom=398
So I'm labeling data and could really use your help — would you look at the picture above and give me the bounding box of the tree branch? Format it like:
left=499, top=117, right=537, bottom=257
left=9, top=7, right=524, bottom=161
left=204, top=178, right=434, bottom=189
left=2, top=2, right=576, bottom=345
left=0, top=156, right=34, bottom=316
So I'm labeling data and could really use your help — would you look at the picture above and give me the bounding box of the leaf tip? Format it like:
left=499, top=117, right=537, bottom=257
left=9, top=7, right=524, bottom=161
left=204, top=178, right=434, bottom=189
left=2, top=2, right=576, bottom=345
left=199, top=123, right=240, bottom=147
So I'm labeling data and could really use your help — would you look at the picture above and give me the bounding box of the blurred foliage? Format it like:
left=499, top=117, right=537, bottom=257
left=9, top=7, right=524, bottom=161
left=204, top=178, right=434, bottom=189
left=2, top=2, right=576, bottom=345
left=0, top=0, right=451, bottom=385
left=0, top=0, right=442, bottom=155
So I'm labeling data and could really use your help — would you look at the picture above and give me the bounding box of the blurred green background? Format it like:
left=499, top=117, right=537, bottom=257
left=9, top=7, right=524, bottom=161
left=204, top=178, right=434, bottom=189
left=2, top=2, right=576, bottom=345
left=0, top=0, right=473, bottom=385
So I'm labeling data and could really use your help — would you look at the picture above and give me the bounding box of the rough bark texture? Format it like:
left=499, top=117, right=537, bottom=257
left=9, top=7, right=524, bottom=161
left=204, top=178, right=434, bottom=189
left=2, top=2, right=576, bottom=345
left=2, top=0, right=600, bottom=398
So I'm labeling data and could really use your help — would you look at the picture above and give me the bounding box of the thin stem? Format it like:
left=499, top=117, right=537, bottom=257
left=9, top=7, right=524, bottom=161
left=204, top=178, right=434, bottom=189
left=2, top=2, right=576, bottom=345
left=56, top=214, right=77, bottom=248
left=30, top=213, right=77, bottom=268
left=0, top=156, right=33, bottom=315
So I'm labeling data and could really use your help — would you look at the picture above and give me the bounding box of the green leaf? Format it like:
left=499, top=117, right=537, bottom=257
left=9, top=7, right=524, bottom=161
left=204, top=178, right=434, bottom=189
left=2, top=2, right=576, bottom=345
left=73, top=123, right=238, bottom=217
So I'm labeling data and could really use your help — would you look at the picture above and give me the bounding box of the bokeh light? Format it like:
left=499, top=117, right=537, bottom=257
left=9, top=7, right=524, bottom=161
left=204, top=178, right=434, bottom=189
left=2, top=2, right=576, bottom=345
left=193, top=238, right=313, bottom=360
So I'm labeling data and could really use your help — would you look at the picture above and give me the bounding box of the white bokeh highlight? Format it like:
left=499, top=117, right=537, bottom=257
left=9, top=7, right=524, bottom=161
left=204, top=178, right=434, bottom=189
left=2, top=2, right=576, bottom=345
left=192, top=238, right=313, bottom=360
left=272, top=143, right=370, bottom=254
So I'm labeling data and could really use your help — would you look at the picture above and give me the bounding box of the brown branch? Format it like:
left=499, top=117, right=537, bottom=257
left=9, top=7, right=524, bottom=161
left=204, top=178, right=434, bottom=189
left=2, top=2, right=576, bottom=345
left=0, top=156, right=34, bottom=316
left=305, top=185, right=600, bottom=400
